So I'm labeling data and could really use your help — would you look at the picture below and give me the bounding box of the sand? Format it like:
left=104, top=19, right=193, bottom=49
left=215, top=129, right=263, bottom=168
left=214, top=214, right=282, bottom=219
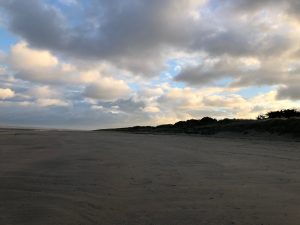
left=0, top=129, right=299, bottom=225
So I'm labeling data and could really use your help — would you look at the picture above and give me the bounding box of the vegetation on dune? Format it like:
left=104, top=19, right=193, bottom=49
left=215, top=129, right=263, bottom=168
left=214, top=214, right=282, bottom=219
left=101, top=109, right=300, bottom=137
left=257, top=109, right=300, bottom=120
left=174, top=117, right=218, bottom=129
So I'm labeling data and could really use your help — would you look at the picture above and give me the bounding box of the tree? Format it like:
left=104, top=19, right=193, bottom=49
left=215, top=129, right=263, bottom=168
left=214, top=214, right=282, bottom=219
left=258, top=109, right=300, bottom=120
left=257, top=114, right=266, bottom=120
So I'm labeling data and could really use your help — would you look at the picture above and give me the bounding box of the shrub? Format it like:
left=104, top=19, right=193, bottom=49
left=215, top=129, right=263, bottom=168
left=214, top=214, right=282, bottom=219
left=200, top=117, right=217, bottom=124
left=257, top=114, right=266, bottom=120
left=267, top=109, right=300, bottom=119
left=258, top=109, right=300, bottom=120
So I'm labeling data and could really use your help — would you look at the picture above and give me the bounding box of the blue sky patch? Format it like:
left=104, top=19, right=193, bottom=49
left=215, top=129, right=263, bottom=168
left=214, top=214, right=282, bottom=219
left=0, top=26, right=18, bottom=52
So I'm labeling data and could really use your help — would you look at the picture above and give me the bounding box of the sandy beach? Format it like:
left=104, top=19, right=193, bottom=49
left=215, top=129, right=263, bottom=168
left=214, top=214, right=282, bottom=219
left=0, top=129, right=299, bottom=225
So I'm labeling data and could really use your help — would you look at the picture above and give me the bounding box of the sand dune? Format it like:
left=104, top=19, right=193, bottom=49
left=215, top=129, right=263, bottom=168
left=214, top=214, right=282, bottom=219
left=0, top=129, right=299, bottom=225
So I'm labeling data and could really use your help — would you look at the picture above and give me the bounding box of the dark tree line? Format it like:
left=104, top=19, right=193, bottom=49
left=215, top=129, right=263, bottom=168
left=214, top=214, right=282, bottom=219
left=257, top=109, right=300, bottom=120
left=174, top=117, right=217, bottom=128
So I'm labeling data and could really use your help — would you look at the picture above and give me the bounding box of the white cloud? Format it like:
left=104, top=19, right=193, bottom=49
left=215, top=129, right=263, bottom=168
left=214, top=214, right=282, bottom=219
left=0, top=88, right=15, bottom=99
left=7, top=42, right=71, bottom=83
left=28, top=86, right=59, bottom=99
left=78, top=70, right=102, bottom=83
left=84, top=77, right=131, bottom=101
left=142, top=106, right=160, bottom=113
left=36, top=98, right=69, bottom=107
left=0, top=66, right=6, bottom=75
left=10, top=42, right=58, bottom=70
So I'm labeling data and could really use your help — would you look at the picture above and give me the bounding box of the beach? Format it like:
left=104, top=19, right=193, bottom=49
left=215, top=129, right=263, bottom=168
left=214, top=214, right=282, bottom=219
left=0, top=129, right=299, bottom=225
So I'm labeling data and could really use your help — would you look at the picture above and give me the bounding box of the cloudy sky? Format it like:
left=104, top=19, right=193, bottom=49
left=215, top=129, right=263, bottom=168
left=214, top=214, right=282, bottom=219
left=0, top=0, right=300, bottom=129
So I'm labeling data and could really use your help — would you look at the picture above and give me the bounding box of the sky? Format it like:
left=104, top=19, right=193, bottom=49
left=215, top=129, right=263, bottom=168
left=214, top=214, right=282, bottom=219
left=0, top=0, right=300, bottom=129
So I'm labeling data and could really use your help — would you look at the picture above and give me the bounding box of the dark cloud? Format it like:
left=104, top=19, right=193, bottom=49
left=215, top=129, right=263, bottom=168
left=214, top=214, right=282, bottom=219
left=175, top=57, right=239, bottom=85
left=219, top=0, right=300, bottom=21
left=1, top=0, right=200, bottom=76
left=1, top=0, right=66, bottom=49
left=108, top=98, right=145, bottom=114
left=1, top=0, right=298, bottom=77
left=175, top=53, right=300, bottom=88
left=277, top=85, right=300, bottom=100
left=219, top=0, right=285, bottom=12
left=0, top=99, right=146, bottom=129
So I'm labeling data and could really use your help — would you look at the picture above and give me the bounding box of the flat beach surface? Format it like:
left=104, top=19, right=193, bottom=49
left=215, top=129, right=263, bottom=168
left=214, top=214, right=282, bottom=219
left=0, top=129, right=299, bottom=225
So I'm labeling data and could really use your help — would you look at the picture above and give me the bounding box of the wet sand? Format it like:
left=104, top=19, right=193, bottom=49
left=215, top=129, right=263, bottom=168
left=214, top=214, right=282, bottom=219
left=0, top=129, right=299, bottom=225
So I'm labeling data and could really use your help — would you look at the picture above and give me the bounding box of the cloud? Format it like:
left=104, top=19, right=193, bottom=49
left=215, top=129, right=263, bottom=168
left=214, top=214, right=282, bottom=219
left=0, top=50, right=6, bottom=62
left=7, top=41, right=73, bottom=83
left=10, top=42, right=58, bottom=69
left=151, top=86, right=244, bottom=123
left=27, top=86, right=59, bottom=99
left=175, top=53, right=300, bottom=88
left=0, top=0, right=207, bottom=76
left=142, top=106, right=160, bottom=113
left=1, top=0, right=300, bottom=129
left=246, top=90, right=300, bottom=116
left=1, top=0, right=299, bottom=78
left=7, top=42, right=132, bottom=93
left=0, top=100, right=131, bottom=129
left=36, top=98, right=69, bottom=107
left=58, top=0, right=77, bottom=6
left=84, top=78, right=131, bottom=101
left=0, top=66, right=6, bottom=75
left=175, top=56, right=262, bottom=86
left=202, top=94, right=247, bottom=108
left=0, top=88, right=15, bottom=99
left=277, top=85, right=300, bottom=100
left=218, top=0, right=286, bottom=13
left=1, top=0, right=65, bottom=50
